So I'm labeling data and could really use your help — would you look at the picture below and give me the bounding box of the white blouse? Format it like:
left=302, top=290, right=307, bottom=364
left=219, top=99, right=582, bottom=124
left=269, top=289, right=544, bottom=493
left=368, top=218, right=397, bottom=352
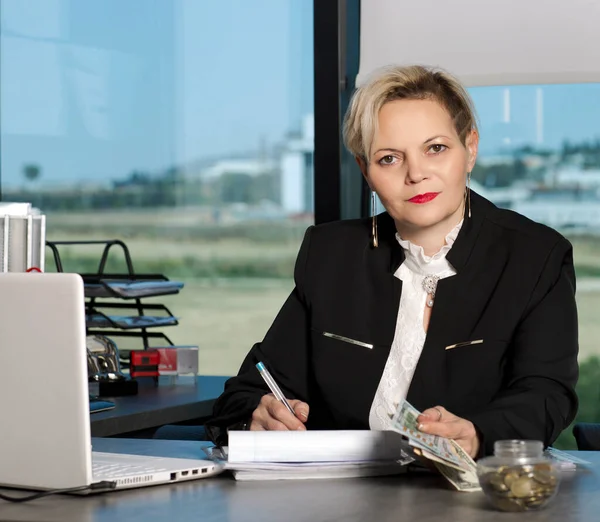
left=369, top=220, right=463, bottom=430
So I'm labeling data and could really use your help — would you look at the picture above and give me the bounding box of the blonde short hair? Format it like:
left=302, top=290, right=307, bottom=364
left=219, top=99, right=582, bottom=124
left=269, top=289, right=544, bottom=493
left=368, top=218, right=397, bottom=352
left=343, top=64, right=478, bottom=160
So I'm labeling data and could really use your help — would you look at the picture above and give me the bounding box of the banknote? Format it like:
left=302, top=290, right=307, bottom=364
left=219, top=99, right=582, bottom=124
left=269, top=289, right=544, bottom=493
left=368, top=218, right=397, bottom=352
left=442, top=439, right=481, bottom=491
left=410, top=442, right=480, bottom=491
left=434, top=460, right=481, bottom=492
left=390, top=398, right=482, bottom=491
left=390, top=399, right=466, bottom=470
left=408, top=438, right=471, bottom=471
left=448, top=439, right=478, bottom=470
left=415, top=446, right=471, bottom=473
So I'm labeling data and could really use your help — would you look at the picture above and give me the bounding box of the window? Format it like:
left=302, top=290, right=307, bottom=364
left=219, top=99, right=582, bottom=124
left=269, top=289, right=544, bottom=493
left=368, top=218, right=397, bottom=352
left=469, top=83, right=600, bottom=448
left=0, top=0, right=314, bottom=376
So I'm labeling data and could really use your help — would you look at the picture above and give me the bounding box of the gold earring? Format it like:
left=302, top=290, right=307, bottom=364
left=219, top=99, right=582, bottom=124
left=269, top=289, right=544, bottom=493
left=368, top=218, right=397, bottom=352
left=371, top=191, right=379, bottom=248
left=466, top=172, right=472, bottom=218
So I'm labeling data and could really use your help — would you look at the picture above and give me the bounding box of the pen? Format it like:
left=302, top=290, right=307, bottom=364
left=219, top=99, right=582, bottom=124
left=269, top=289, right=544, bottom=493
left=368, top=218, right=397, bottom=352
left=256, top=362, right=296, bottom=416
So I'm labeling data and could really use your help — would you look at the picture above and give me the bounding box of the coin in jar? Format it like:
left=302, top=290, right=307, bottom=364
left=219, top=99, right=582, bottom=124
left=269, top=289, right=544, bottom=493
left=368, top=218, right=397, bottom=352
left=510, top=476, right=535, bottom=498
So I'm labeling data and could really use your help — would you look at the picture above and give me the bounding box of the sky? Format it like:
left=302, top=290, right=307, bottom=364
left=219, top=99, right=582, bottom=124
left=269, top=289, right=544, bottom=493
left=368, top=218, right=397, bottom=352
left=1, top=0, right=599, bottom=188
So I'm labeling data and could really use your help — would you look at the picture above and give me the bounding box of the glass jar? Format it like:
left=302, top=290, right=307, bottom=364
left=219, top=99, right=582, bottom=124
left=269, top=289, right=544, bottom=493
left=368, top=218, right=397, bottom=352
left=477, top=440, right=560, bottom=512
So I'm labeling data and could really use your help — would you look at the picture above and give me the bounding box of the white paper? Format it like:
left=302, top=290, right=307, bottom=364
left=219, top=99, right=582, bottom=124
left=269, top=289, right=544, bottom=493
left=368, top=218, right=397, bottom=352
left=229, top=460, right=409, bottom=481
left=227, top=430, right=411, bottom=464
left=544, top=447, right=591, bottom=470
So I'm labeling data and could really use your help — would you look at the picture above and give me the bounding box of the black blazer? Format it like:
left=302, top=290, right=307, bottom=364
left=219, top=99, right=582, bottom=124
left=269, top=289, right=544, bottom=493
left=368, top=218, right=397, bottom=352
left=210, top=192, right=579, bottom=455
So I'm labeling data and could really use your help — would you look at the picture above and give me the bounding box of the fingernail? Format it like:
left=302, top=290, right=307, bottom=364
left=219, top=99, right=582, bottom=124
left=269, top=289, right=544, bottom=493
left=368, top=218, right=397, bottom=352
left=418, top=423, right=427, bottom=431
left=298, top=410, right=308, bottom=420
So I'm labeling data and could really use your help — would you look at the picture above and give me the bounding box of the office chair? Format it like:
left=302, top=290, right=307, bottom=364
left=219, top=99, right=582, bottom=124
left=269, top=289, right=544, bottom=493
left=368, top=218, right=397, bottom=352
left=152, top=425, right=207, bottom=441
left=573, top=423, right=600, bottom=451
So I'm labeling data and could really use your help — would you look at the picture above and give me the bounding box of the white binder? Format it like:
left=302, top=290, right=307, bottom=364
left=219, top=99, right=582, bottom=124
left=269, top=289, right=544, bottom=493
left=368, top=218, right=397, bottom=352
left=0, top=203, right=46, bottom=272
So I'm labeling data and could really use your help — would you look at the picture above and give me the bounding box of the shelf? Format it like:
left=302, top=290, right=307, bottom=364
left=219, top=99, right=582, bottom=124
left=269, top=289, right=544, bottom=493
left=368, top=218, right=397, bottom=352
left=84, top=279, right=184, bottom=299
left=46, top=238, right=183, bottom=350
left=86, top=314, right=179, bottom=329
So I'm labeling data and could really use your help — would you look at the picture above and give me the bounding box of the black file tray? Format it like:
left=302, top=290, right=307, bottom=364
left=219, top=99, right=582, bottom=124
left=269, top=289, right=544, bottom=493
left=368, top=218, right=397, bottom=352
left=84, top=279, right=184, bottom=299
left=46, top=239, right=182, bottom=350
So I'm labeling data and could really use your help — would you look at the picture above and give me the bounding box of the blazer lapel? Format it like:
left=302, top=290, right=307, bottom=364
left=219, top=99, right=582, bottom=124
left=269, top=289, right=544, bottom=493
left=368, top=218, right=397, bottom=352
left=355, top=214, right=405, bottom=422
left=366, top=213, right=405, bottom=347
left=406, top=193, right=509, bottom=411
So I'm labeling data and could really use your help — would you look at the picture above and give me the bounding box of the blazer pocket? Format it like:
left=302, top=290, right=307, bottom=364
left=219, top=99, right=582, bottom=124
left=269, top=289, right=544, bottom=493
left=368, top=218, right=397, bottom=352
left=445, top=339, right=484, bottom=351
left=321, top=331, right=374, bottom=350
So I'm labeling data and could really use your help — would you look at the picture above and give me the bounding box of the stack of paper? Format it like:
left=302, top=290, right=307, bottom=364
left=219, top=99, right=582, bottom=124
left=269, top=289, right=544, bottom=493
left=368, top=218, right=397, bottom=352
left=544, top=447, right=591, bottom=470
left=224, top=430, right=414, bottom=481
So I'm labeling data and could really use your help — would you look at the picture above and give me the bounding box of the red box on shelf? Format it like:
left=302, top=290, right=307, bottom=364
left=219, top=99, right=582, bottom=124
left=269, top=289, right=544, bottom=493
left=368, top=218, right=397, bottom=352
left=130, top=350, right=160, bottom=378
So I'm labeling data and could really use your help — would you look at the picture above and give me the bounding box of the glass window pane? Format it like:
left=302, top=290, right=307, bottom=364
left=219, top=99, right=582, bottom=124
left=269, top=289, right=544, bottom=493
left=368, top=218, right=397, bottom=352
left=470, top=83, right=600, bottom=449
left=0, top=0, right=314, bottom=376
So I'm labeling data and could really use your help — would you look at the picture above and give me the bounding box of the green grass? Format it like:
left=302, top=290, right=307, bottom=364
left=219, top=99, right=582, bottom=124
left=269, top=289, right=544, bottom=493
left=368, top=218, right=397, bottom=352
left=114, top=278, right=294, bottom=376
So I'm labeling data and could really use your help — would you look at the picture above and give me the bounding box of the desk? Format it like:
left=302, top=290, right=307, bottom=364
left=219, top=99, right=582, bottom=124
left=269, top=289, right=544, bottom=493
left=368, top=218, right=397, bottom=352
left=1, top=438, right=599, bottom=522
left=90, top=375, right=228, bottom=437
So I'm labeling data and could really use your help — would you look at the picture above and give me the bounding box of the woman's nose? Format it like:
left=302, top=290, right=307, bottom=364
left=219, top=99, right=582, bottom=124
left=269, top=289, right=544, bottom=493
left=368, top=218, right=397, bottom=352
left=405, top=156, right=426, bottom=184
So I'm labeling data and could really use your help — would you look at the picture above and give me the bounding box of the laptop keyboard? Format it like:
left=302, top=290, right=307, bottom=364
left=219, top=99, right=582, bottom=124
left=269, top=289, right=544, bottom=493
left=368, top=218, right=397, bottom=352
left=92, top=453, right=169, bottom=479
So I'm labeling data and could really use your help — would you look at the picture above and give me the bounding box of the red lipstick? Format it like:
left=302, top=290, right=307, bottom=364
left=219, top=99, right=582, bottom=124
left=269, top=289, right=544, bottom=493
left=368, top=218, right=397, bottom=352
left=408, top=192, right=439, bottom=204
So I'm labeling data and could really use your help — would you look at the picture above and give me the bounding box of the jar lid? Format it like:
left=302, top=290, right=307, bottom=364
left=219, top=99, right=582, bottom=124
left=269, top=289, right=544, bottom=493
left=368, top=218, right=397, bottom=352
left=494, top=440, right=544, bottom=458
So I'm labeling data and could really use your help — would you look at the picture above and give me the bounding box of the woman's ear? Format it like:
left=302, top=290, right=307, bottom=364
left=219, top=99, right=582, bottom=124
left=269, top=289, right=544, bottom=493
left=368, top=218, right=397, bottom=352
left=466, top=130, right=479, bottom=172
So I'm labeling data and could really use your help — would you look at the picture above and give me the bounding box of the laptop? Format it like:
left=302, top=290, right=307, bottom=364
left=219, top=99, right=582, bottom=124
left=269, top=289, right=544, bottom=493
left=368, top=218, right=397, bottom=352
left=0, top=272, right=222, bottom=493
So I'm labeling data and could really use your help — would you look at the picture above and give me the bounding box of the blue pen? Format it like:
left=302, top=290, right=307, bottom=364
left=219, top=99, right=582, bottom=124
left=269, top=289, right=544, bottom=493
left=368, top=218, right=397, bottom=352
left=256, top=362, right=296, bottom=416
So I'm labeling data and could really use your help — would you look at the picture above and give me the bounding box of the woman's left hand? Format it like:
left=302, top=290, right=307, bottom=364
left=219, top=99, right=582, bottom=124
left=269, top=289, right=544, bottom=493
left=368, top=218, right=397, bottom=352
left=417, top=406, right=480, bottom=459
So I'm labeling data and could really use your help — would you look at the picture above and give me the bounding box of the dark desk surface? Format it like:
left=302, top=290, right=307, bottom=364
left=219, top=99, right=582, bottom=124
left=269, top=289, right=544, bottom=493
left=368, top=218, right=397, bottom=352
left=1, top=438, right=599, bottom=522
left=90, top=375, right=228, bottom=437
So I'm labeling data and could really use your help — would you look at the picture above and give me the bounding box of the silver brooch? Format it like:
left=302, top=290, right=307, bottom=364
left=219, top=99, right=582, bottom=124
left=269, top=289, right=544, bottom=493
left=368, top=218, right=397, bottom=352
left=422, top=275, right=440, bottom=308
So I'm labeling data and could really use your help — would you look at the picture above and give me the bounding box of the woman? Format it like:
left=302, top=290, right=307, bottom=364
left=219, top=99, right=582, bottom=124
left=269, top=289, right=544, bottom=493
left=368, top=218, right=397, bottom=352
left=208, top=65, right=578, bottom=458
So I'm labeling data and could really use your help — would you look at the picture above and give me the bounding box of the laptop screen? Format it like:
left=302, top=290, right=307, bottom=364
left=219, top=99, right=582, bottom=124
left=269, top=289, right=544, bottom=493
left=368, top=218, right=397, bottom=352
left=0, top=273, right=93, bottom=489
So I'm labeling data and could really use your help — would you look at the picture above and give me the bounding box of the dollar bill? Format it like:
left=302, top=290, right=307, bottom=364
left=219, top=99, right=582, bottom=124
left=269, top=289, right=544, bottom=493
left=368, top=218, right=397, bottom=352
left=448, top=438, right=478, bottom=470
left=410, top=445, right=479, bottom=491
left=434, top=460, right=481, bottom=492
left=408, top=438, right=471, bottom=471
left=416, top=446, right=471, bottom=473
left=390, top=399, right=466, bottom=470
left=441, top=439, right=481, bottom=491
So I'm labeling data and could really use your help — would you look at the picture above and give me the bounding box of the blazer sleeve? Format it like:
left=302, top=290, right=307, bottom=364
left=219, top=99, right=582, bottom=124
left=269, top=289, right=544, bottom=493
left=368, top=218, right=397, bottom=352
left=463, top=238, right=579, bottom=456
left=206, top=226, right=314, bottom=436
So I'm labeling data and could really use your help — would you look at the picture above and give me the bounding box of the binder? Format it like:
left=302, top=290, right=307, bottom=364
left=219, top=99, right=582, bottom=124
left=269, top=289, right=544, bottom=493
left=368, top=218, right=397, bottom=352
left=0, top=206, right=46, bottom=272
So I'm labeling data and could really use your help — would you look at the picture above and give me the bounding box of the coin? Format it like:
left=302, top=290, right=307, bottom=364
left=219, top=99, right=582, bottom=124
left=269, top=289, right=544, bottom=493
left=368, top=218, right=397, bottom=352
left=489, top=473, right=508, bottom=492
left=525, top=498, right=547, bottom=510
left=533, top=468, right=554, bottom=485
left=479, top=463, right=558, bottom=512
left=510, top=477, right=534, bottom=498
left=491, top=497, right=524, bottom=512
left=503, top=470, right=520, bottom=488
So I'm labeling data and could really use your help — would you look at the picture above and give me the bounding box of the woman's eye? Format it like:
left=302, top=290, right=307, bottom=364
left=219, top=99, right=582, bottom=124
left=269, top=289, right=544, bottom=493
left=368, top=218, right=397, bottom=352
left=429, top=144, right=447, bottom=154
left=379, top=155, right=396, bottom=165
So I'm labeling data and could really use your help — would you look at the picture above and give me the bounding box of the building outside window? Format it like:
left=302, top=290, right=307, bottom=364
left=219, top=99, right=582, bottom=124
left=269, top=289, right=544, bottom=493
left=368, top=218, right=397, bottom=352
left=0, top=0, right=315, bottom=376
left=469, top=83, right=600, bottom=448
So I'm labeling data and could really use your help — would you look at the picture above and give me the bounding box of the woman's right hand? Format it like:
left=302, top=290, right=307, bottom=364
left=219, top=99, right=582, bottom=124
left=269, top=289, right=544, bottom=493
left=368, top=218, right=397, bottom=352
left=249, top=393, right=310, bottom=431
